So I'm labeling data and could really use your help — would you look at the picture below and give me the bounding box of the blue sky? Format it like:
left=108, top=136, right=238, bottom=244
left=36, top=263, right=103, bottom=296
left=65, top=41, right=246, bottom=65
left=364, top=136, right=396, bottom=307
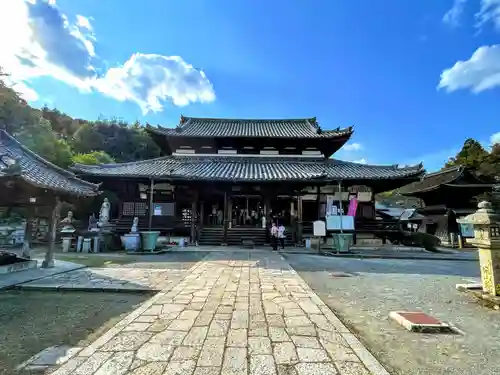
left=1, top=0, right=500, bottom=171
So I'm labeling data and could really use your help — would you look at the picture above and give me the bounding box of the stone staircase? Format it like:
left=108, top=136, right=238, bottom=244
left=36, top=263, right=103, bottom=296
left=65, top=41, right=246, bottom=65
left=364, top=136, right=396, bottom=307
left=198, top=227, right=294, bottom=247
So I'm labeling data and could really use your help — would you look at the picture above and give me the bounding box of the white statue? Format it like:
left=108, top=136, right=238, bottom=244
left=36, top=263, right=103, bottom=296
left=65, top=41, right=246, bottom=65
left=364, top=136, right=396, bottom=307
left=99, top=198, right=111, bottom=224
left=131, top=217, right=139, bottom=233
left=60, top=211, right=75, bottom=231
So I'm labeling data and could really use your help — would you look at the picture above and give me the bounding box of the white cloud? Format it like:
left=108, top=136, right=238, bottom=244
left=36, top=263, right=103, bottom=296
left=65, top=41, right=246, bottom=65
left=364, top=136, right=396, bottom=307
left=443, top=0, right=468, bottom=27
left=491, top=132, right=500, bottom=144
left=476, top=0, right=500, bottom=30
left=352, top=158, right=367, bottom=164
left=94, top=54, right=215, bottom=114
left=438, top=45, right=500, bottom=93
left=0, top=0, right=215, bottom=113
left=76, top=15, right=92, bottom=31
left=343, top=142, right=363, bottom=152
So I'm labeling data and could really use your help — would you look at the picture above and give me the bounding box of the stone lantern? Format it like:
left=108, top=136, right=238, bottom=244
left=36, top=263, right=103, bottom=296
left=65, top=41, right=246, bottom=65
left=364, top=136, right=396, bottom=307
left=458, top=201, right=500, bottom=296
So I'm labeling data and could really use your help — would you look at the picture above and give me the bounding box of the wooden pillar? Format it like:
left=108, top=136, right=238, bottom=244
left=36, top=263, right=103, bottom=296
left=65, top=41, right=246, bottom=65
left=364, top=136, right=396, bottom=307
left=316, top=185, right=321, bottom=219
left=190, top=189, right=199, bottom=244
left=227, top=198, right=233, bottom=229
left=297, top=194, right=303, bottom=245
left=148, top=179, right=155, bottom=231
left=200, top=201, right=205, bottom=226
left=41, top=196, right=62, bottom=268
left=222, top=191, right=228, bottom=245
left=264, top=195, right=271, bottom=244
left=21, top=207, right=34, bottom=259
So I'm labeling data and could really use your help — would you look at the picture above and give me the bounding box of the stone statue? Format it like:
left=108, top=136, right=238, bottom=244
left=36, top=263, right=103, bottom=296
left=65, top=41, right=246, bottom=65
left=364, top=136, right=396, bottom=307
left=131, top=217, right=139, bottom=233
left=99, top=198, right=111, bottom=225
left=60, top=211, right=75, bottom=230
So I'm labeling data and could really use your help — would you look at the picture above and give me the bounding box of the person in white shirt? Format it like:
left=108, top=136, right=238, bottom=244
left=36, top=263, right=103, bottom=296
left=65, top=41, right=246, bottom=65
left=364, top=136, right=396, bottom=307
left=278, top=222, right=286, bottom=250
left=270, top=222, right=278, bottom=250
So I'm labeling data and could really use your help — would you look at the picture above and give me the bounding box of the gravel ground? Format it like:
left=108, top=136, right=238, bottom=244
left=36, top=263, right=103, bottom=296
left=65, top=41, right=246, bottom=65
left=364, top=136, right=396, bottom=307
left=284, top=254, right=500, bottom=375
left=0, top=290, right=150, bottom=375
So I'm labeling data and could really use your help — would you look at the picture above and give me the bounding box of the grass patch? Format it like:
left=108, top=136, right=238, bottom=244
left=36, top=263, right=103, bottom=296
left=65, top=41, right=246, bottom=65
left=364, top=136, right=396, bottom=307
left=0, top=290, right=151, bottom=374
left=54, top=254, right=136, bottom=268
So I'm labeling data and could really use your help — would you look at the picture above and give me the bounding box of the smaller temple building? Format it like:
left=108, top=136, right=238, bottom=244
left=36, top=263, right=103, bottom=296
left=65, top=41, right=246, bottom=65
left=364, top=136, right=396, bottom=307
left=0, top=130, right=100, bottom=266
left=398, top=165, right=494, bottom=246
left=72, top=116, right=424, bottom=246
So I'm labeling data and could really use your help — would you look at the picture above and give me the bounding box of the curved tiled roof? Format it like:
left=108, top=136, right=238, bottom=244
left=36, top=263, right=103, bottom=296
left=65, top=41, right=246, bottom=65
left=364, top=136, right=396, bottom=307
left=0, top=130, right=100, bottom=197
left=146, top=117, right=353, bottom=139
left=398, top=165, right=492, bottom=195
left=72, top=155, right=424, bottom=182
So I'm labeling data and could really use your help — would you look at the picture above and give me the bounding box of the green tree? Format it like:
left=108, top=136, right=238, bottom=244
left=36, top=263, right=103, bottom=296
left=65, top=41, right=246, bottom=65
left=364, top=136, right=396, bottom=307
left=445, top=138, right=489, bottom=171
left=72, top=151, right=115, bottom=165
left=15, top=117, right=74, bottom=167
left=72, top=119, right=161, bottom=162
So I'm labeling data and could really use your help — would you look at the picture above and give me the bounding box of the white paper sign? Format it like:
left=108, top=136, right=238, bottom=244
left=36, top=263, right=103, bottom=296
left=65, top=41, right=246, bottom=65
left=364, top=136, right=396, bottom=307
left=313, top=220, right=326, bottom=236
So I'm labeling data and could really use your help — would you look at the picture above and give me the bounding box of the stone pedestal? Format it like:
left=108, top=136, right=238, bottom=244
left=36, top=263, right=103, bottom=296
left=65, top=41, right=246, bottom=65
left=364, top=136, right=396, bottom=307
left=82, top=238, right=91, bottom=253
left=76, top=236, right=83, bottom=252
left=93, top=237, right=100, bottom=253
left=458, top=201, right=500, bottom=296
left=61, top=237, right=72, bottom=253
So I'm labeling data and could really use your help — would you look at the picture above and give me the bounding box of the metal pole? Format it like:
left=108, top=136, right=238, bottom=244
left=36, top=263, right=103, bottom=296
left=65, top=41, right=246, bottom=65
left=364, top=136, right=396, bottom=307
left=148, top=179, right=154, bottom=231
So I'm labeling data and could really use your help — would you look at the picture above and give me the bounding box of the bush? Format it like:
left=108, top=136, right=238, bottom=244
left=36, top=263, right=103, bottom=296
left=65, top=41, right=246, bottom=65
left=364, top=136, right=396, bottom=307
left=406, top=232, right=441, bottom=251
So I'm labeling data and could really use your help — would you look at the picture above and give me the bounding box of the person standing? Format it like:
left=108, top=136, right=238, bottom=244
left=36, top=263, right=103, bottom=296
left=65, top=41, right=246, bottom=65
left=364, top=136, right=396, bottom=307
left=278, top=221, right=286, bottom=250
left=270, top=222, right=278, bottom=251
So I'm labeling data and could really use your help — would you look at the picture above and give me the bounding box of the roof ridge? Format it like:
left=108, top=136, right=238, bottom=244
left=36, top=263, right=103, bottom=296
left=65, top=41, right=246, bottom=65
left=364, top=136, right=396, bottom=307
left=331, top=159, right=424, bottom=171
left=0, top=130, right=100, bottom=191
left=181, top=116, right=319, bottom=123
left=424, top=165, right=463, bottom=179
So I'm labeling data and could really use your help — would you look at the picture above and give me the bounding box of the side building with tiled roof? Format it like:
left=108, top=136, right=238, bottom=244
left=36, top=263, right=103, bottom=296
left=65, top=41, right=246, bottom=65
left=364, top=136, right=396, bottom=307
left=72, top=116, right=424, bottom=246
left=0, top=129, right=100, bottom=267
left=397, top=165, right=493, bottom=247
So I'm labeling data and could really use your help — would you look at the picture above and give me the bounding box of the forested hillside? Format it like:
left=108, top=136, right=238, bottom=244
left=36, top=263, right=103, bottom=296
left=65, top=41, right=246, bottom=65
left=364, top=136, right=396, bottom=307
left=0, top=73, right=161, bottom=168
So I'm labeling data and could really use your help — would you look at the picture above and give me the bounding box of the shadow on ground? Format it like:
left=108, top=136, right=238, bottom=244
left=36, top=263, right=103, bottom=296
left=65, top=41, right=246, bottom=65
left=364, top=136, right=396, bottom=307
left=286, top=253, right=480, bottom=277
left=0, top=290, right=151, bottom=375
left=284, top=253, right=500, bottom=375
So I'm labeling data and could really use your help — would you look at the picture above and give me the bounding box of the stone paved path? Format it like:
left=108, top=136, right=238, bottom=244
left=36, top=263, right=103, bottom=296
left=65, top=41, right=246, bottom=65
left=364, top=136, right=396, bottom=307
left=49, top=251, right=387, bottom=375
left=19, top=267, right=187, bottom=292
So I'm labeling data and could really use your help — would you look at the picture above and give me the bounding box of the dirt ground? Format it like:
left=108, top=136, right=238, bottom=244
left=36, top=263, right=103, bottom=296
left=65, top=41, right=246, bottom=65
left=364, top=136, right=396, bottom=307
left=0, top=290, right=150, bottom=375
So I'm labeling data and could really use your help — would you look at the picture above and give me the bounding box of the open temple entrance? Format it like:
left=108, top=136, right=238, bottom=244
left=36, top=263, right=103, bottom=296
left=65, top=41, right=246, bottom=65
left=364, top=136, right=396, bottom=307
left=269, top=196, right=295, bottom=226
left=200, top=193, right=225, bottom=227
left=231, top=195, right=263, bottom=227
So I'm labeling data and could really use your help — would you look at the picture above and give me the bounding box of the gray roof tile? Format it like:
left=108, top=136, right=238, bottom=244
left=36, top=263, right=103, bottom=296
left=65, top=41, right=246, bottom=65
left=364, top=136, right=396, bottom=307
left=147, top=116, right=353, bottom=138
left=73, top=155, right=424, bottom=182
left=398, top=166, right=493, bottom=195
left=0, top=130, right=100, bottom=197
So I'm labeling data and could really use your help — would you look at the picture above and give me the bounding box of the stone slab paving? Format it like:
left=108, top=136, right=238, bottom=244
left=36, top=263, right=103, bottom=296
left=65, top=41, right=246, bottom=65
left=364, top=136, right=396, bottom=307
left=17, top=267, right=188, bottom=292
left=0, top=257, right=85, bottom=289
left=48, top=251, right=388, bottom=375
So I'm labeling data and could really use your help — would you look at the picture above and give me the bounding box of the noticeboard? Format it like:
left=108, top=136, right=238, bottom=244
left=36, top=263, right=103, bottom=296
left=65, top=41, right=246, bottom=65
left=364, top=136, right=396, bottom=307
left=313, top=220, right=326, bottom=236
left=326, top=216, right=355, bottom=231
